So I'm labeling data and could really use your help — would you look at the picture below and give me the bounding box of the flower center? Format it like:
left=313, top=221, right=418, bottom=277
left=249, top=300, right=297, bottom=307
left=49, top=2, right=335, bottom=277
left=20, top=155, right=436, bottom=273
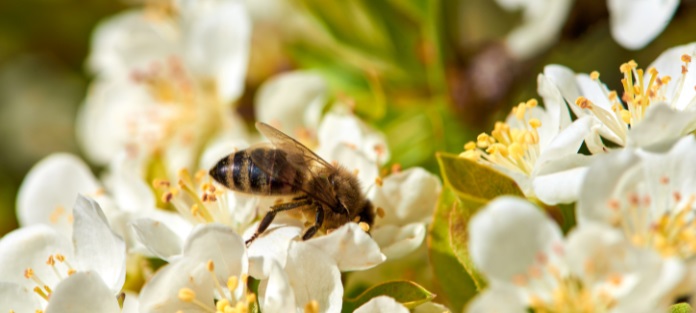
left=574, top=54, right=695, bottom=145
left=461, top=99, right=542, bottom=176
left=177, top=260, right=255, bottom=313
left=24, top=254, right=77, bottom=303
left=513, top=248, right=621, bottom=313
left=154, top=168, right=254, bottom=232
left=607, top=176, right=696, bottom=259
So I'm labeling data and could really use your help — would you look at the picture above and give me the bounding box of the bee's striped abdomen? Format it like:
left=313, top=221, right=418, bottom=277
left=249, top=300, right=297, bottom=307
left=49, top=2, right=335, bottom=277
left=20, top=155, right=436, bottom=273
left=209, top=147, right=303, bottom=196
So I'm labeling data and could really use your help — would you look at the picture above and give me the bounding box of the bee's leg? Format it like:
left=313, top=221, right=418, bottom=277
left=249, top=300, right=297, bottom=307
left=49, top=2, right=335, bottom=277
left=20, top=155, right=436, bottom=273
left=301, top=206, right=324, bottom=240
left=246, top=199, right=311, bottom=246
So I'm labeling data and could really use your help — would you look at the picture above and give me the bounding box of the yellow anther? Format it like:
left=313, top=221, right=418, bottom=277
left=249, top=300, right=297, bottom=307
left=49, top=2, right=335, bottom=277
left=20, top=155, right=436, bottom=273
left=24, top=268, right=34, bottom=279
left=207, top=260, right=215, bottom=272
left=648, top=67, right=658, bottom=76
left=67, top=268, right=76, bottom=276
left=247, top=293, right=257, bottom=304
left=476, top=133, right=491, bottom=148
left=620, top=110, right=631, bottom=124
left=575, top=96, right=592, bottom=109
left=162, top=192, right=174, bottom=203
left=459, top=150, right=480, bottom=160
left=590, top=71, right=600, bottom=80
left=682, top=54, right=692, bottom=64
left=464, top=141, right=476, bottom=151
left=216, top=299, right=230, bottom=311
left=235, top=301, right=247, bottom=313
left=178, top=288, right=196, bottom=302
left=152, top=178, right=171, bottom=188
left=374, top=177, right=383, bottom=187
left=227, top=276, right=239, bottom=292
left=191, top=204, right=201, bottom=217
left=486, top=143, right=508, bottom=157
left=608, top=91, right=618, bottom=101
left=304, top=300, right=320, bottom=313
left=514, top=103, right=527, bottom=120
left=55, top=254, right=65, bottom=262
left=376, top=207, right=385, bottom=218
left=508, top=143, right=525, bottom=158
left=359, top=222, right=370, bottom=232
left=528, top=118, right=541, bottom=129
left=526, top=98, right=538, bottom=108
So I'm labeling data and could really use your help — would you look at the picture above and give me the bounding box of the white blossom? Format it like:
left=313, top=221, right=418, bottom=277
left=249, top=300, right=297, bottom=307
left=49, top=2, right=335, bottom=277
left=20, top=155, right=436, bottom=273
left=543, top=42, right=696, bottom=151
left=467, top=196, right=684, bottom=313
left=0, top=196, right=131, bottom=311
left=461, top=74, right=594, bottom=204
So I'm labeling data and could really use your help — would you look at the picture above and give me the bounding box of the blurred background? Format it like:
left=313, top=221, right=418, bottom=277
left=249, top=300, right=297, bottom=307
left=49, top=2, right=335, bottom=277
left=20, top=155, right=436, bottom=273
left=1, top=0, right=695, bottom=236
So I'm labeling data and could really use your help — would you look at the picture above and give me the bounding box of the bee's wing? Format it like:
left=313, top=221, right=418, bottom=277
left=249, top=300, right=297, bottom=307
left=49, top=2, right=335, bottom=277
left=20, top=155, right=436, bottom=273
left=251, top=122, right=337, bottom=206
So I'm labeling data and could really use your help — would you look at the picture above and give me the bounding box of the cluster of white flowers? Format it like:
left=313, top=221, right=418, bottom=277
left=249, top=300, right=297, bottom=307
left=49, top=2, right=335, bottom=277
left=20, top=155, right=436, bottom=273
left=1, top=1, right=444, bottom=312
left=463, top=42, right=696, bottom=311
left=3, top=0, right=694, bottom=312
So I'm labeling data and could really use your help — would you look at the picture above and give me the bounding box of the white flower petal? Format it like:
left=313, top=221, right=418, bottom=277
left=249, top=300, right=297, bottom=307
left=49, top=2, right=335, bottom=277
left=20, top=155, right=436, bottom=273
left=627, top=104, right=696, bottom=149
left=317, top=113, right=389, bottom=163
left=72, top=195, right=126, bottom=293
left=647, top=42, right=696, bottom=111
left=354, top=296, right=409, bottom=313
left=105, top=151, right=154, bottom=212
left=131, top=218, right=184, bottom=260
left=16, top=153, right=107, bottom=236
left=258, top=261, right=296, bottom=313
left=371, top=223, right=426, bottom=260
left=608, top=0, right=679, bottom=50
left=182, top=224, right=248, bottom=281
left=306, top=223, right=385, bottom=271
left=577, top=150, right=639, bottom=225
left=285, top=241, right=342, bottom=313
left=542, top=65, right=582, bottom=113
left=469, top=196, right=562, bottom=283
left=76, top=78, right=154, bottom=165
left=0, top=282, right=41, bottom=312
left=533, top=154, right=591, bottom=205
left=466, top=286, right=526, bottom=313
left=413, top=302, right=452, bottom=313
left=537, top=71, right=571, bottom=131
left=246, top=222, right=302, bottom=279
left=45, top=271, right=121, bottom=313
left=180, top=0, right=251, bottom=103
left=0, top=225, right=73, bottom=289
left=537, top=116, right=592, bottom=160
left=564, top=223, right=630, bottom=278
left=87, top=10, right=178, bottom=77
left=139, top=260, right=214, bottom=313
left=370, top=168, right=441, bottom=226
left=255, top=71, right=327, bottom=135
left=503, top=0, right=573, bottom=59
left=122, top=292, right=140, bottom=313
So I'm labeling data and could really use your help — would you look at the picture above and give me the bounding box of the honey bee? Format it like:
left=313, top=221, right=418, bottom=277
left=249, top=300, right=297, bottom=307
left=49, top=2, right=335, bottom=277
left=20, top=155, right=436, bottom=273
left=209, top=122, right=375, bottom=245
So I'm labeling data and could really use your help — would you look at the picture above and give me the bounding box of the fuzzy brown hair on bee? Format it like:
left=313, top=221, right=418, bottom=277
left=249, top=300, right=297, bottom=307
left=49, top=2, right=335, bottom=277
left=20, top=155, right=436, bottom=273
left=209, top=122, right=375, bottom=245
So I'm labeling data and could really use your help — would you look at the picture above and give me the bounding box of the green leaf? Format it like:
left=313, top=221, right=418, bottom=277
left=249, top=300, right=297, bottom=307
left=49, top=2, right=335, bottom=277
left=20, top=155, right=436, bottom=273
left=436, top=152, right=523, bottom=201
left=428, top=187, right=477, bottom=312
left=342, top=281, right=435, bottom=313
left=670, top=303, right=693, bottom=313
left=449, top=196, right=488, bottom=291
